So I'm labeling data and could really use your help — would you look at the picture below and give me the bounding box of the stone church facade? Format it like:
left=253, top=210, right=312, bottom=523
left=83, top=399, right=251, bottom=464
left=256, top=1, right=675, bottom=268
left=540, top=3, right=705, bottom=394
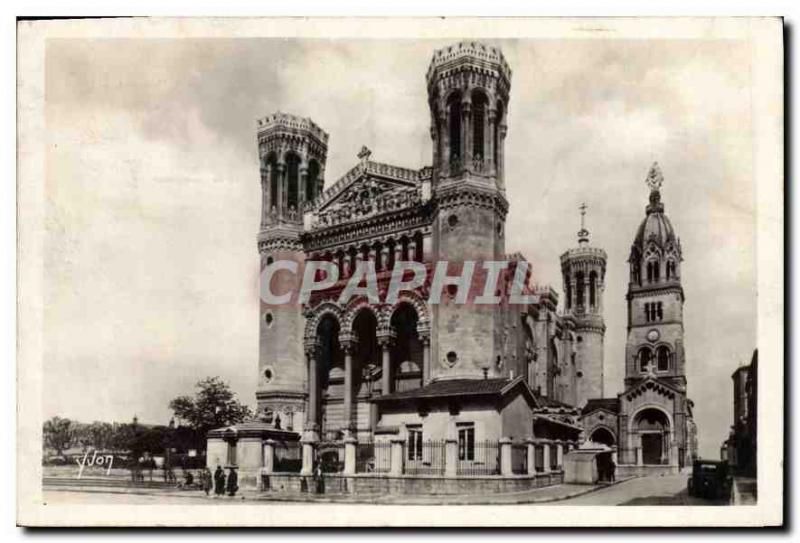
left=253, top=42, right=597, bottom=447
left=207, top=41, right=696, bottom=485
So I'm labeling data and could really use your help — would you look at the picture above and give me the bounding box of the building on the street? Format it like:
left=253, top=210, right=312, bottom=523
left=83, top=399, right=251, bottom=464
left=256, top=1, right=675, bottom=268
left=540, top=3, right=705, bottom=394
left=722, top=349, right=757, bottom=476
left=577, top=163, right=698, bottom=475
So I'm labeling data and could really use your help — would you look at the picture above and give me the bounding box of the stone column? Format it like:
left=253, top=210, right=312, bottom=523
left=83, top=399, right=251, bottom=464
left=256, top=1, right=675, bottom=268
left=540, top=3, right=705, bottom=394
left=541, top=441, right=551, bottom=474
left=263, top=439, right=276, bottom=474
left=422, top=234, right=432, bottom=263
left=368, top=247, right=378, bottom=273
left=421, top=334, right=431, bottom=385
left=526, top=438, right=537, bottom=476
left=439, top=113, right=449, bottom=172
left=260, top=166, right=270, bottom=227
left=305, top=341, right=320, bottom=437
left=342, top=252, right=351, bottom=279
left=556, top=441, right=564, bottom=470
left=343, top=436, right=357, bottom=475
left=299, top=166, right=308, bottom=207
left=407, top=240, right=417, bottom=263
left=390, top=437, right=405, bottom=476
left=445, top=438, right=458, bottom=477
left=497, top=123, right=507, bottom=182
left=462, top=100, right=472, bottom=165
left=341, top=338, right=355, bottom=434
left=486, top=108, right=496, bottom=174
left=277, top=162, right=286, bottom=219
left=380, top=244, right=391, bottom=272
left=636, top=438, right=643, bottom=466
left=499, top=437, right=513, bottom=476
left=378, top=334, right=393, bottom=396
left=394, top=242, right=403, bottom=265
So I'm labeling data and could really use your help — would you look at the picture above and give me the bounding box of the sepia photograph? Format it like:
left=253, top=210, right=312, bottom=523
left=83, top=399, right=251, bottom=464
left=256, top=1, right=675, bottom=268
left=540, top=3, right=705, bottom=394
left=15, top=16, right=783, bottom=527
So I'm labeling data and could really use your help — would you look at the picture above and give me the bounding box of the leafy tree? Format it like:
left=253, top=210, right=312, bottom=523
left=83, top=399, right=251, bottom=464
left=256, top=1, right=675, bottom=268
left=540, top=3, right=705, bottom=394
left=169, top=377, right=252, bottom=447
left=43, top=416, right=75, bottom=457
left=86, top=421, right=115, bottom=451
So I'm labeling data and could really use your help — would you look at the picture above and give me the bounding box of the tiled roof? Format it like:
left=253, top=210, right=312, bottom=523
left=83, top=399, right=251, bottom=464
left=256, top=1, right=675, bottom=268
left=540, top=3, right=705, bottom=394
left=372, top=378, right=529, bottom=403
left=581, top=398, right=620, bottom=415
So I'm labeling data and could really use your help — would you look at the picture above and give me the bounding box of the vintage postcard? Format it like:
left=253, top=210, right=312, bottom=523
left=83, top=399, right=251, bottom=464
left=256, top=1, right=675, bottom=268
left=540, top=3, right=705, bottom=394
left=16, top=17, right=783, bottom=527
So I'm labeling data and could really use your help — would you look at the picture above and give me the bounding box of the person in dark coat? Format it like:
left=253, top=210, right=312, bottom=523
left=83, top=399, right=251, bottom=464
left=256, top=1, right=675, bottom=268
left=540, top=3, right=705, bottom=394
left=202, top=467, right=213, bottom=496
left=213, top=465, right=226, bottom=497
left=226, top=467, right=239, bottom=497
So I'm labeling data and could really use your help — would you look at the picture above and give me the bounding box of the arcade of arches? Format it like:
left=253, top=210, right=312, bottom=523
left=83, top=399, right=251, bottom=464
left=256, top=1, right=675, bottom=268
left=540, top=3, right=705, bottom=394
left=305, top=302, right=430, bottom=437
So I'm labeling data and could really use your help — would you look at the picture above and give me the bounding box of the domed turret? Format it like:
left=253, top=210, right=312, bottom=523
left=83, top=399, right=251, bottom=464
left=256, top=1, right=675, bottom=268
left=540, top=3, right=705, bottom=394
left=628, top=163, right=683, bottom=287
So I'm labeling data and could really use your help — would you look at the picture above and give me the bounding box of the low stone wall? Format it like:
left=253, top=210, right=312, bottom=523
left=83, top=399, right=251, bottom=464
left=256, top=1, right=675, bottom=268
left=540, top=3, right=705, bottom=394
left=617, top=464, right=678, bottom=478
left=261, top=471, right=563, bottom=495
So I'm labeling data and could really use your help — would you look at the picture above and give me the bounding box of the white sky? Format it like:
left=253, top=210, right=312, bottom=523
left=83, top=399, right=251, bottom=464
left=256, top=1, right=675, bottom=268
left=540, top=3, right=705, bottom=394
left=43, top=38, right=756, bottom=458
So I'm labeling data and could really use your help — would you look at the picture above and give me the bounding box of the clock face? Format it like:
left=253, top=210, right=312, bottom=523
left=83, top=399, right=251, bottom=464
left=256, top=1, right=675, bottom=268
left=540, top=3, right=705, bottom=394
left=647, top=329, right=660, bottom=342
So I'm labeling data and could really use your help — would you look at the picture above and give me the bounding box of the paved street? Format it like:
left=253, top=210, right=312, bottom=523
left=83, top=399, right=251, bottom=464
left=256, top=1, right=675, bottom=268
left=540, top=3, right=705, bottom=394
left=555, top=472, right=729, bottom=505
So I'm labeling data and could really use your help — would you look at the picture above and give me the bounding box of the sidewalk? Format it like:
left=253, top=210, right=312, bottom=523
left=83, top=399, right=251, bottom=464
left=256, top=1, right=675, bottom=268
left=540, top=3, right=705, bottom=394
left=253, top=477, right=636, bottom=505
left=44, top=477, right=636, bottom=505
left=732, top=476, right=757, bottom=505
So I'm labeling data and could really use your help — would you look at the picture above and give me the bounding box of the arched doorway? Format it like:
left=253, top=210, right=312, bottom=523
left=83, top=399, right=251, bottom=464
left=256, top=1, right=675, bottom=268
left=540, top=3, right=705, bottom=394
left=634, top=408, right=670, bottom=465
left=352, top=309, right=378, bottom=399
left=590, top=427, right=616, bottom=447
left=390, top=304, right=423, bottom=392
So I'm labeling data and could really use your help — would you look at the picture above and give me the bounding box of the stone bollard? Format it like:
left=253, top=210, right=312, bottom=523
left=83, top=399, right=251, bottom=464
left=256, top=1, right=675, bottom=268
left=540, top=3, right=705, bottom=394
left=344, top=436, right=358, bottom=475
left=541, top=441, right=551, bottom=474
left=526, top=438, right=537, bottom=476
left=300, top=439, right=315, bottom=475
left=263, top=439, right=276, bottom=474
left=445, top=438, right=458, bottom=477
left=389, top=437, right=405, bottom=476
left=499, top=437, right=513, bottom=476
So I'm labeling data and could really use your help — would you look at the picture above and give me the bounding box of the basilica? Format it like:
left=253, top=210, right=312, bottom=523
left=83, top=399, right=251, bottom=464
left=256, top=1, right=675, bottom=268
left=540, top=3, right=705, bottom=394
left=207, top=41, right=697, bottom=489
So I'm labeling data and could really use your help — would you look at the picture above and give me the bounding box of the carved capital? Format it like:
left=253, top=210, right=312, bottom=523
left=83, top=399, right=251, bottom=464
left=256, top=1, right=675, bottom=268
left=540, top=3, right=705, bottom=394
left=339, top=332, right=357, bottom=353
left=303, top=340, right=320, bottom=358
left=376, top=331, right=396, bottom=348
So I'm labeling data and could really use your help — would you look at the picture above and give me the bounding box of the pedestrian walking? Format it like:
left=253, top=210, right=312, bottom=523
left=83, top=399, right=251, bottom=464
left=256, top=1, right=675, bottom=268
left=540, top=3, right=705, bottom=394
left=226, top=467, right=239, bottom=497
left=202, top=467, right=213, bottom=496
left=213, top=465, right=226, bottom=497
left=609, top=457, right=616, bottom=482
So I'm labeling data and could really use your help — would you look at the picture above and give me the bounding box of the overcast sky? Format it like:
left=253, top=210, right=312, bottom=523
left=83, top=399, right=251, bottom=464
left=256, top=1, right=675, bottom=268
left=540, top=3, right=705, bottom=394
left=43, top=38, right=756, bottom=458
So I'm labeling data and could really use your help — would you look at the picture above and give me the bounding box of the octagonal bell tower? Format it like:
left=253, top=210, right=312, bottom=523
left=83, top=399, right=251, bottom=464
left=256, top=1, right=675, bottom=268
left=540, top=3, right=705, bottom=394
left=256, top=112, right=328, bottom=432
left=560, top=203, right=607, bottom=406
left=427, top=42, right=512, bottom=381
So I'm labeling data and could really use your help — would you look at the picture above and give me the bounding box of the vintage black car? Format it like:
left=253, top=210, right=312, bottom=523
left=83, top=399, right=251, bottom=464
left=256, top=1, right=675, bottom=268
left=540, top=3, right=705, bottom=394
left=687, top=459, right=732, bottom=500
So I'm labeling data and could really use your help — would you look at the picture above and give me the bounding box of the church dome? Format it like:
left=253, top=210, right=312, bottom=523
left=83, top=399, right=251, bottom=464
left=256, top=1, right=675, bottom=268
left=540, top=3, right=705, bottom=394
left=631, top=163, right=680, bottom=253
left=633, top=191, right=678, bottom=249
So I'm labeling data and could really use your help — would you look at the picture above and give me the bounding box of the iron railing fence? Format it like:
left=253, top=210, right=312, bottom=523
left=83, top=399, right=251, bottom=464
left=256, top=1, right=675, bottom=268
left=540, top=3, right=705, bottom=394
left=404, top=440, right=446, bottom=476
left=511, top=443, right=528, bottom=475
left=355, top=441, right=391, bottom=474
left=273, top=441, right=302, bottom=473
left=316, top=440, right=345, bottom=473
left=456, top=440, right=500, bottom=476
